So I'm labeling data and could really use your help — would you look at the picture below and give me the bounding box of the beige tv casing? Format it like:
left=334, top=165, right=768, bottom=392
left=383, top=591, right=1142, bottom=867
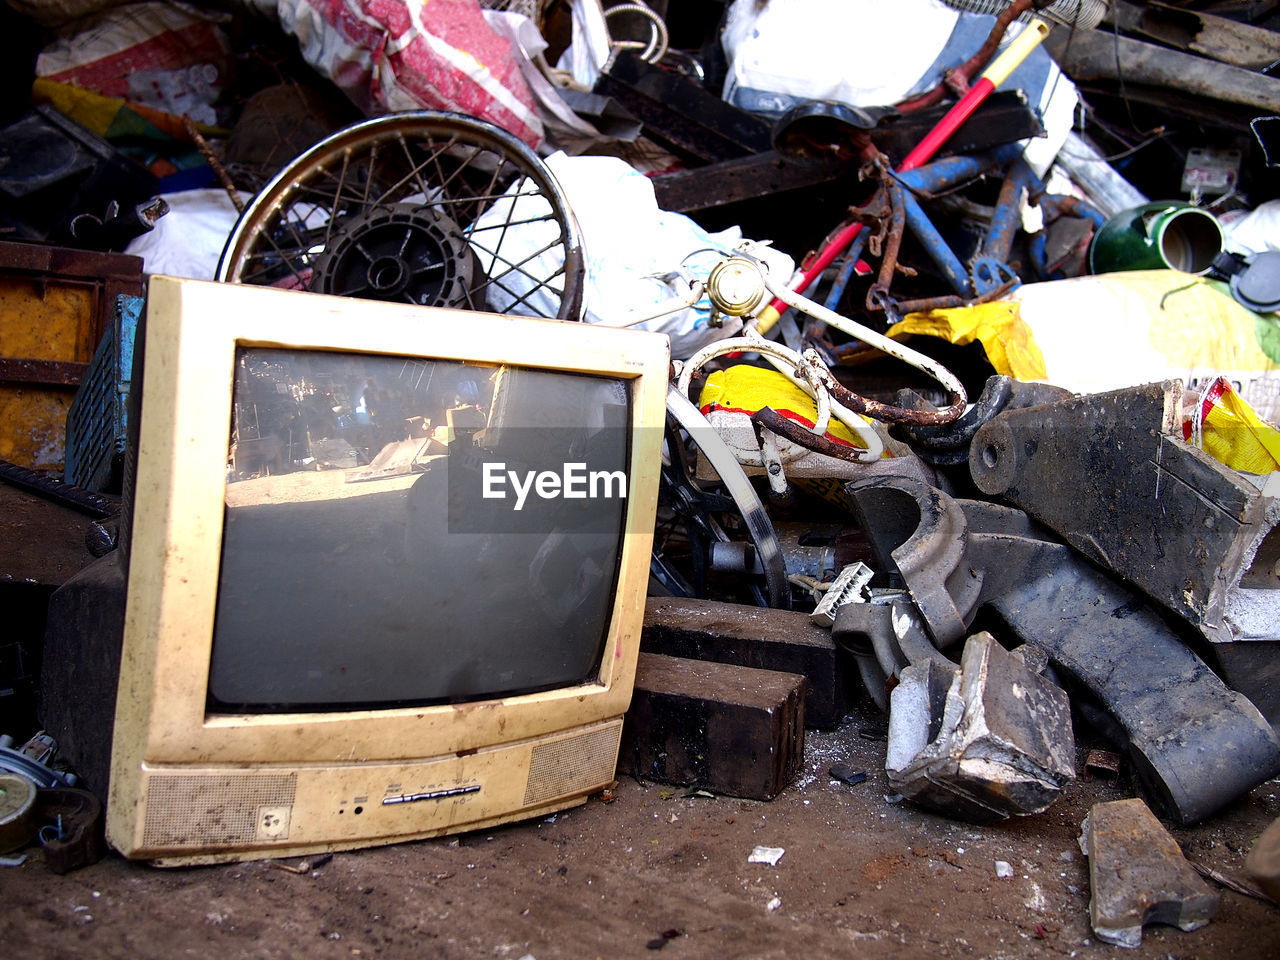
left=107, top=276, right=670, bottom=866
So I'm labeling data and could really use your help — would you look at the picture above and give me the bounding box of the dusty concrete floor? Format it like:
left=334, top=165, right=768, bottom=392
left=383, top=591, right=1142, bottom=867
left=2, top=480, right=1277, bottom=956
left=3, top=699, right=1278, bottom=960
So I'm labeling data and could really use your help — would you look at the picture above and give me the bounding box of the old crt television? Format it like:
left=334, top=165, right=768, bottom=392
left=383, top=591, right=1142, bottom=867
left=42, top=275, right=669, bottom=865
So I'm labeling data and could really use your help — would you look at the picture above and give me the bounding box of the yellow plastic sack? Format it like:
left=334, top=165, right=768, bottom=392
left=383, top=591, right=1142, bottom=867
left=1010, top=271, right=1280, bottom=424
left=698, top=363, right=869, bottom=450
left=886, top=300, right=1048, bottom=381
left=1184, top=376, right=1280, bottom=474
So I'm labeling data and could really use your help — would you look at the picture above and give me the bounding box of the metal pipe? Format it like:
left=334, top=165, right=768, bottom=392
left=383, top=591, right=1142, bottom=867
left=892, top=143, right=1025, bottom=193
left=982, top=159, right=1038, bottom=262
left=899, top=18, right=1052, bottom=170
left=755, top=16, right=1048, bottom=335
left=749, top=258, right=968, bottom=425
left=822, top=230, right=870, bottom=311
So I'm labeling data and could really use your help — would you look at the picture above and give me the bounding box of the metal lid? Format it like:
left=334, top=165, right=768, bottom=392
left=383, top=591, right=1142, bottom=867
left=1231, top=250, right=1280, bottom=313
left=0, top=772, right=38, bottom=854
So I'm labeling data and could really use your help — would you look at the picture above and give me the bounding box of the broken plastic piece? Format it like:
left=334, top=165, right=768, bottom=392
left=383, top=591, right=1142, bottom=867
left=748, top=846, right=785, bottom=867
left=809, top=562, right=873, bottom=627
left=828, top=765, right=868, bottom=786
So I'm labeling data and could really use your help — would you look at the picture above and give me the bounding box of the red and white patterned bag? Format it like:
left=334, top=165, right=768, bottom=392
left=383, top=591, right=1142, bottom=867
left=277, top=0, right=544, bottom=147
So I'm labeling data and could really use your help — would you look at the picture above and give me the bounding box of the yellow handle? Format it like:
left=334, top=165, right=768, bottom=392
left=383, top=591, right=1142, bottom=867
left=756, top=303, right=782, bottom=334
left=981, top=17, right=1052, bottom=88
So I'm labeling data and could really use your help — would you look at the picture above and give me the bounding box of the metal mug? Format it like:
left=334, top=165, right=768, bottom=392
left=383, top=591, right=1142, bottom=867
left=1088, top=201, right=1223, bottom=276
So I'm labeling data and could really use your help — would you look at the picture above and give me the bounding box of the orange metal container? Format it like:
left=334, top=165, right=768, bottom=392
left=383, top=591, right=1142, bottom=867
left=0, top=241, right=143, bottom=470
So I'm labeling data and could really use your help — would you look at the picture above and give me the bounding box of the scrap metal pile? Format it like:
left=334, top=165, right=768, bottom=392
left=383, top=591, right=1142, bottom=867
left=3, top=0, right=1280, bottom=939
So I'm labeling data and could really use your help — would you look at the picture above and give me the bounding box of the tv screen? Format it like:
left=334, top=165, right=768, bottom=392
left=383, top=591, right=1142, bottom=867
left=211, top=348, right=632, bottom=711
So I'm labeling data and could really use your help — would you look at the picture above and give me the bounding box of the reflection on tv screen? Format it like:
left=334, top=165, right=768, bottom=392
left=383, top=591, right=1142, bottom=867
left=208, top=348, right=631, bottom=713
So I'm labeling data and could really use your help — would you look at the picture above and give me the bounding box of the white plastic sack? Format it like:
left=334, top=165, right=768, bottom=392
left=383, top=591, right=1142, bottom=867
left=482, top=8, right=605, bottom=152
left=1008, top=271, right=1280, bottom=423
left=1223, top=199, right=1280, bottom=257
left=470, top=152, right=795, bottom=360
left=721, top=0, right=1076, bottom=175
left=721, top=0, right=960, bottom=115
left=553, top=0, right=611, bottom=90
left=124, top=188, right=250, bottom=280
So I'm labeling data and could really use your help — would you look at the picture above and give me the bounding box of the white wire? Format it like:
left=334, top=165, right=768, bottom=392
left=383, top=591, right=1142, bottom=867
left=740, top=247, right=969, bottom=410
left=596, top=279, right=708, bottom=328
left=602, top=3, right=669, bottom=63
left=662, top=242, right=969, bottom=467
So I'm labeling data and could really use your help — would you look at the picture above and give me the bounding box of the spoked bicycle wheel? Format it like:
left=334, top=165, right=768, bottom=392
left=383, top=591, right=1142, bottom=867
left=216, top=111, right=585, bottom=321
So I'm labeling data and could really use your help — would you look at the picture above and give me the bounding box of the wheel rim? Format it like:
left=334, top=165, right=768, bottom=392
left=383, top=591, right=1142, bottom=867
left=216, top=111, right=585, bottom=321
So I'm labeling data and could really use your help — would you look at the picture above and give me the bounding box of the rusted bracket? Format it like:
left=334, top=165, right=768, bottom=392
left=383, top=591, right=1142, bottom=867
left=892, top=374, right=1074, bottom=468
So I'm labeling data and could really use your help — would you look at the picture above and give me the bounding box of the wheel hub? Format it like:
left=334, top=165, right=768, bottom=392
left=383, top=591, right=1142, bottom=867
left=313, top=204, right=473, bottom=307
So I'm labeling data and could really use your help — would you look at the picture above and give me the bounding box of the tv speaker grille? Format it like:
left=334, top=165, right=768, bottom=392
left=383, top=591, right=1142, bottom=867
left=142, top=773, right=298, bottom=848
left=523, top=723, right=621, bottom=807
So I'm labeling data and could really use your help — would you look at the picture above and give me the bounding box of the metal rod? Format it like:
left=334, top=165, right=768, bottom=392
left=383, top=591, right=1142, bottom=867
left=185, top=117, right=245, bottom=215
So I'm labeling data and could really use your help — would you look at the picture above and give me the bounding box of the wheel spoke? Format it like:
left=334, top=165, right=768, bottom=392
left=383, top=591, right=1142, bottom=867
left=325, top=152, right=353, bottom=249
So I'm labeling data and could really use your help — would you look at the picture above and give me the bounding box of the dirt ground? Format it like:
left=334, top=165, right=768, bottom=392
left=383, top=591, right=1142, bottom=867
left=3, top=697, right=1278, bottom=960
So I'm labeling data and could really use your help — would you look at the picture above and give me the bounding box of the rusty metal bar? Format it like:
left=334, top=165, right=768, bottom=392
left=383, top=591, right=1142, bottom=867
left=185, top=117, right=245, bottom=214
left=750, top=406, right=870, bottom=462
left=0, top=357, right=90, bottom=386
